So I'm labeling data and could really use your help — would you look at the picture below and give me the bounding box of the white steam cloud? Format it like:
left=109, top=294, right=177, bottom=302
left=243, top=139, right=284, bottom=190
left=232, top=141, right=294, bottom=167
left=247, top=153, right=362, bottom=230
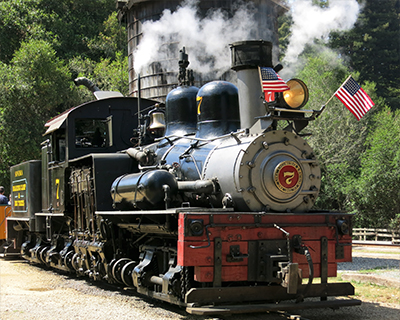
left=133, top=0, right=258, bottom=78
left=284, top=0, right=360, bottom=65
left=134, top=0, right=360, bottom=81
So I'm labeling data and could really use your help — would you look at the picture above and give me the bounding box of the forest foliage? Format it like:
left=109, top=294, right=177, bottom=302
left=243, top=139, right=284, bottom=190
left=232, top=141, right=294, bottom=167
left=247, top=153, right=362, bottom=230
left=0, top=0, right=128, bottom=188
left=278, top=0, right=400, bottom=229
left=0, top=0, right=399, bottom=228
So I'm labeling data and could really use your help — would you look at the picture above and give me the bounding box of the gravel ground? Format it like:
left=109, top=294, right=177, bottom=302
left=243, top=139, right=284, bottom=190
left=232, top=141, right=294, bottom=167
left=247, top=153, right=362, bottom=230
left=338, top=255, right=399, bottom=272
left=1, top=247, right=399, bottom=320
left=338, top=245, right=400, bottom=290
left=0, top=259, right=191, bottom=320
left=339, top=246, right=400, bottom=274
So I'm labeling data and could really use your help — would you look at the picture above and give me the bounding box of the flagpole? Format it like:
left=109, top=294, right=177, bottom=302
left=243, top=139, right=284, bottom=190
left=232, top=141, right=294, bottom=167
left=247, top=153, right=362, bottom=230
left=315, top=92, right=337, bottom=119
left=315, top=75, right=352, bottom=118
left=325, top=74, right=352, bottom=107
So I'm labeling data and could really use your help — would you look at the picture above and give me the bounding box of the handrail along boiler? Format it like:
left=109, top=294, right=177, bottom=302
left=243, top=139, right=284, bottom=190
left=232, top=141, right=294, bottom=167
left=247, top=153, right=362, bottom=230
left=1, top=41, right=360, bottom=314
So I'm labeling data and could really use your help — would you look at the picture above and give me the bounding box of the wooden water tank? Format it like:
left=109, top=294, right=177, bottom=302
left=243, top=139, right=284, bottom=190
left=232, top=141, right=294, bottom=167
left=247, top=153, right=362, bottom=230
left=117, top=0, right=287, bottom=101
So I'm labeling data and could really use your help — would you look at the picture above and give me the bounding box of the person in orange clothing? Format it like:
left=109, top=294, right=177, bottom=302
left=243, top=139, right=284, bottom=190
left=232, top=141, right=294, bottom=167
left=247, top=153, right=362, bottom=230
left=0, top=186, right=8, bottom=205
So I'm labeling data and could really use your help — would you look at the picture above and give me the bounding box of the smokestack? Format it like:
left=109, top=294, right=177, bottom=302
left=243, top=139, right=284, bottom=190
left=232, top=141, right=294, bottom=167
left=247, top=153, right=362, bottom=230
left=230, top=40, right=273, bottom=129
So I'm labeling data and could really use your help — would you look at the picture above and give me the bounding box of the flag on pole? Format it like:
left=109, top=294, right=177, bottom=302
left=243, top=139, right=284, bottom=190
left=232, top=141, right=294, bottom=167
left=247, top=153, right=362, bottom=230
left=334, top=76, right=374, bottom=120
left=259, top=67, right=290, bottom=102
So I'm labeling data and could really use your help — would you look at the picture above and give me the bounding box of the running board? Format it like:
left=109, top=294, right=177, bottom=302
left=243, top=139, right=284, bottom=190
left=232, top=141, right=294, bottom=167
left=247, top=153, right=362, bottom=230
left=186, top=298, right=362, bottom=315
left=185, top=282, right=356, bottom=305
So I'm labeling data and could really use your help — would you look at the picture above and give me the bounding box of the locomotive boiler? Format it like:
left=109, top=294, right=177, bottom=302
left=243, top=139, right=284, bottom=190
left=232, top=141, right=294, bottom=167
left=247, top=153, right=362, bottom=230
left=1, top=40, right=360, bottom=315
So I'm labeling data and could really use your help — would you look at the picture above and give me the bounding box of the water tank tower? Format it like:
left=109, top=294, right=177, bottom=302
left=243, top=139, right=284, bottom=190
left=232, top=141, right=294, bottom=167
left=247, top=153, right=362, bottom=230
left=117, top=0, right=287, bottom=101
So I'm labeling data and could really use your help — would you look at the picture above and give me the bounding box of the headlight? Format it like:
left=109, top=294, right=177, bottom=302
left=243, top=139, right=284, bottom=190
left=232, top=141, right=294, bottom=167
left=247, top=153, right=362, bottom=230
left=282, top=79, right=309, bottom=109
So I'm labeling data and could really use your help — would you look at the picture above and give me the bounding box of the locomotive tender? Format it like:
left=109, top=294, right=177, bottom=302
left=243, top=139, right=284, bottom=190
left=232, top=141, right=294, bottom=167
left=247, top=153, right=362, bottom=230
left=1, top=41, right=360, bottom=314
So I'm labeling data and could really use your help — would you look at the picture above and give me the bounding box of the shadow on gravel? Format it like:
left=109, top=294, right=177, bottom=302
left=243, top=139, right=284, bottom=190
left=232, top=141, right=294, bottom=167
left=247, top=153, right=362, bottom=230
left=170, top=301, right=400, bottom=320
left=41, top=267, right=193, bottom=318
left=298, top=302, right=400, bottom=320
left=0, top=255, right=23, bottom=261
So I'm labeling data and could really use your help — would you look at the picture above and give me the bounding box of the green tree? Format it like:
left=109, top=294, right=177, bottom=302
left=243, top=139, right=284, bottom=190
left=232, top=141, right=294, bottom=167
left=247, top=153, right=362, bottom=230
left=87, top=12, right=128, bottom=59
left=353, top=107, right=400, bottom=228
left=277, top=9, right=292, bottom=60
left=0, top=0, right=128, bottom=189
left=0, top=40, right=81, bottom=187
left=329, top=0, right=400, bottom=109
left=36, top=0, right=117, bottom=60
left=0, top=0, right=47, bottom=63
left=0, top=0, right=117, bottom=63
left=295, top=49, right=381, bottom=211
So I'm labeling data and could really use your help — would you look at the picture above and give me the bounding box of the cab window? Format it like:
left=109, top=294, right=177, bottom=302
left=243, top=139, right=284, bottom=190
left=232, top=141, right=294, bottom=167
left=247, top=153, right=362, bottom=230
left=75, top=118, right=112, bottom=148
left=50, top=129, right=66, bottom=162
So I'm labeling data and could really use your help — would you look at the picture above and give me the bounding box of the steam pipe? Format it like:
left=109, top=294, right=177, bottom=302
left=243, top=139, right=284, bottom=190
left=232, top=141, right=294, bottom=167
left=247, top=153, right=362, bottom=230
left=138, top=73, right=142, bottom=146
left=126, top=148, right=149, bottom=165
left=177, top=180, right=215, bottom=194
left=73, top=77, right=100, bottom=92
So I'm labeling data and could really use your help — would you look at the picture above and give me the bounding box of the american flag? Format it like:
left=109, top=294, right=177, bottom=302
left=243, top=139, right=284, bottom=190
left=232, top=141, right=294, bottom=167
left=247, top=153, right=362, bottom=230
left=334, top=76, right=374, bottom=121
left=259, top=67, right=290, bottom=102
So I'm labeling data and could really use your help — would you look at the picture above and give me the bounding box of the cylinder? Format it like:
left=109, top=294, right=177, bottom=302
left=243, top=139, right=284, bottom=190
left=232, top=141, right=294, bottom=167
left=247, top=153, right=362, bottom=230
left=111, top=170, right=178, bottom=210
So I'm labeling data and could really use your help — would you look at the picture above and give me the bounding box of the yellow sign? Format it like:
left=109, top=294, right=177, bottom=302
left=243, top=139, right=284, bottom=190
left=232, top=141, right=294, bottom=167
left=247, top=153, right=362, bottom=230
left=15, top=170, right=23, bottom=177
left=15, top=200, right=25, bottom=207
left=12, top=184, right=26, bottom=192
left=12, top=178, right=27, bottom=212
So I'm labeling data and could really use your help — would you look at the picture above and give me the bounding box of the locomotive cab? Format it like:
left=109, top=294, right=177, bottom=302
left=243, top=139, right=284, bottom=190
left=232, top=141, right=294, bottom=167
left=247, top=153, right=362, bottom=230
left=15, top=96, right=158, bottom=263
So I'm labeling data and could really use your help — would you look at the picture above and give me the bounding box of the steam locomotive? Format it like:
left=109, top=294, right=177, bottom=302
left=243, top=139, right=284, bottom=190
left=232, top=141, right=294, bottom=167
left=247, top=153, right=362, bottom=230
left=1, top=41, right=360, bottom=315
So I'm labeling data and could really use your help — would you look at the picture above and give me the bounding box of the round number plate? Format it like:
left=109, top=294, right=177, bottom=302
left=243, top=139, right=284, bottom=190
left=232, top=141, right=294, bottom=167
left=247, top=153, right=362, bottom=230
left=274, top=161, right=303, bottom=193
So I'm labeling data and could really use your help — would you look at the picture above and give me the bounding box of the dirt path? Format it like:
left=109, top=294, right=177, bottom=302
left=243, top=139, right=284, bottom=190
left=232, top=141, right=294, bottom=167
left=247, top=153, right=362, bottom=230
left=1, top=258, right=399, bottom=320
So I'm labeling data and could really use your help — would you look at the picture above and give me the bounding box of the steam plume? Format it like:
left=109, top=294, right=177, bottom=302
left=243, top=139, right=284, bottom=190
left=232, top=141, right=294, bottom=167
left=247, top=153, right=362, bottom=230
left=133, top=0, right=258, bottom=78
left=283, top=0, right=360, bottom=66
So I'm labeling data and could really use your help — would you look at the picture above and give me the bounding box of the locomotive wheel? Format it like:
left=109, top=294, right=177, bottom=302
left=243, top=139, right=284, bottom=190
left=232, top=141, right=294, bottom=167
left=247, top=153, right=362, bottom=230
left=106, top=259, right=117, bottom=283
left=33, top=245, right=47, bottom=260
left=39, top=246, right=50, bottom=264
left=112, top=258, right=131, bottom=284
left=121, top=261, right=137, bottom=287
left=63, top=251, right=75, bottom=271
left=71, top=252, right=81, bottom=271
left=32, top=246, right=41, bottom=259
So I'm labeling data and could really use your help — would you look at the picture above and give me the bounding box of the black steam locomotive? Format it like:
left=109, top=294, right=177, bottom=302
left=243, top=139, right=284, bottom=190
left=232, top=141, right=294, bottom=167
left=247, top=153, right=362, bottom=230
left=1, top=41, right=360, bottom=315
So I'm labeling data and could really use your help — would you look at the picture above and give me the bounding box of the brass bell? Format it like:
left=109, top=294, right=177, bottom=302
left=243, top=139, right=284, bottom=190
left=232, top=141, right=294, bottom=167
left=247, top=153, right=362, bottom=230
left=148, top=111, right=166, bottom=138
left=148, top=111, right=166, bottom=130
